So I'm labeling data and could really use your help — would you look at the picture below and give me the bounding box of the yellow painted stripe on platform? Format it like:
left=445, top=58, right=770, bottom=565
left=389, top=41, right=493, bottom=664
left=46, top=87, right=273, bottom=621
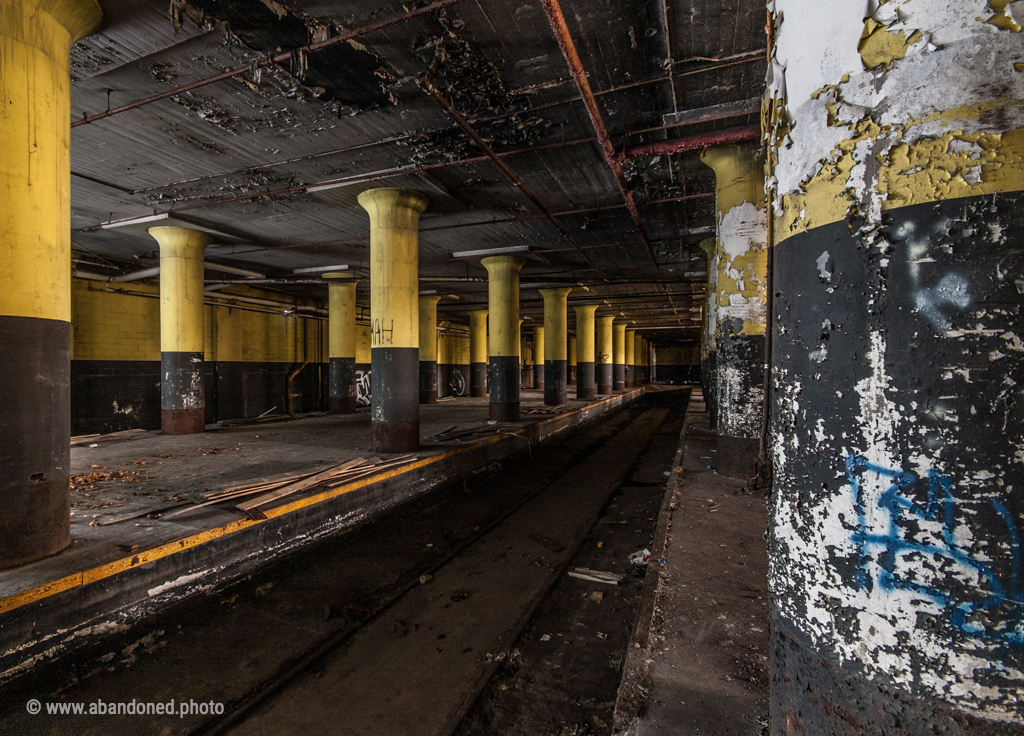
left=0, top=389, right=645, bottom=616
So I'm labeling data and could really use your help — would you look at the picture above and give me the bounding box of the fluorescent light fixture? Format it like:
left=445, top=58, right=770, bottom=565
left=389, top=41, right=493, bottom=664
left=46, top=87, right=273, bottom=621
left=451, top=245, right=530, bottom=259
left=419, top=289, right=438, bottom=295
left=101, top=213, right=169, bottom=229
left=293, top=264, right=349, bottom=274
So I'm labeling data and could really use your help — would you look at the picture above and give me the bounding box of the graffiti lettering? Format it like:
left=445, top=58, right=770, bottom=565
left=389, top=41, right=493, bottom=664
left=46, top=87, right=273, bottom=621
left=847, top=454, right=1023, bottom=645
left=371, top=319, right=394, bottom=347
left=355, top=370, right=371, bottom=407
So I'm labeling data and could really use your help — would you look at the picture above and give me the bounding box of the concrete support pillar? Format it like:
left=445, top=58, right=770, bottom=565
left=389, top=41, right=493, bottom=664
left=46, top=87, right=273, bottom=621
left=767, top=3, right=1024, bottom=732
left=468, top=309, right=488, bottom=397
left=567, top=335, right=577, bottom=387
left=574, top=304, right=598, bottom=400
left=596, top=315, right=614, bottom=395
left=358, top=188, right=429, bottom=453
left=481, top=257, right=525, bottom=421
left=612, top=321, right=627, bottom=391
left=540, top=287, right=571, bottom=405
left=418, top=295, right=441, bottom=404
left=701, top=142, right=767, bottom=479
left=698, top=237, right=719, bottom=426
left=149, top=227, right=212, bottom=435
left=326, top=273, right=357, bottom=414
left=624, top=328, right=636, bottom=388
left=0, top=0, right=101, bottom=568
left=630, top=331, right=638, bottom=384
left=435, top=327, right=448, bottom=399
left=532, top=325, right=545, bottom=389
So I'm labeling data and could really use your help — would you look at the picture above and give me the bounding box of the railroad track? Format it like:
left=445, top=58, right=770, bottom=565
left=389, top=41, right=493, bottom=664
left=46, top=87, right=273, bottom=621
left=1, top=392, right=688, bottom=736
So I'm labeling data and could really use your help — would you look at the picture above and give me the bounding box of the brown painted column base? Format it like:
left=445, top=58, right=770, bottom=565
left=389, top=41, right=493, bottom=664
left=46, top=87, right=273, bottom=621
left=770, top=619, right=1023, bottom=736
left=329, top=396, right=357, bottom=414
left=162, top=408, right=205, bottom=435
left=419, top=361, right=437, bottom=404
left=470, top=362, right=487, bottom=397
left=597, top=363, right=613, bottom=396
left=489, top=401, right=520, bottom=422
left=489, top=356, right=520, bottom=422
left=534, top=370, right=544, bottom=390
left=715, top=434, right=759, bottom=479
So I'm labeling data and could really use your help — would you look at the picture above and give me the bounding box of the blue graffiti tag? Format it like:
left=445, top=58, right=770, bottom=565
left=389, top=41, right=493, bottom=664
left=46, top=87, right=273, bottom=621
left=847, top=455, right=1024, bottom=645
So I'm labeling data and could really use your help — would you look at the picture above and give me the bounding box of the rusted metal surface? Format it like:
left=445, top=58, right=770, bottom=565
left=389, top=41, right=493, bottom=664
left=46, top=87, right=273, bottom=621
left=618, top=125, right=761, bottom=162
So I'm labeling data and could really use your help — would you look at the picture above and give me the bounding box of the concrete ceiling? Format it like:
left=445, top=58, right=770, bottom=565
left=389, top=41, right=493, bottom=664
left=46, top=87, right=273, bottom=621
left=69, top=0, right=767, bottom=337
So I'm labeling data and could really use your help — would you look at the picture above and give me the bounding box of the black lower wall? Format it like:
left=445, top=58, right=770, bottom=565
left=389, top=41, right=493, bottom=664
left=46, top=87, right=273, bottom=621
left=72, top=361, right=330, bottom=435
left=655, top=364, right=699, bottom=385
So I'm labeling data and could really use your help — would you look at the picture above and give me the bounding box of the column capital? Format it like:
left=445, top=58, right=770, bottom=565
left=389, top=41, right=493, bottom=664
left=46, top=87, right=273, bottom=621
left=148, top=226, right=214, bottom=257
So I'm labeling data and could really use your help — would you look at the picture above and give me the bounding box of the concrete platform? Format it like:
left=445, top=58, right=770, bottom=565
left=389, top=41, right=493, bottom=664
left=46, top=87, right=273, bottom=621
left=614, top=389, right=770, bottom=735
left=0, top=388, right=643, bottom=685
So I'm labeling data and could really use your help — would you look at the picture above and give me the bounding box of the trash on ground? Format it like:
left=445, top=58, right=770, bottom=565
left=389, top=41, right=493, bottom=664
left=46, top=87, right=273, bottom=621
left=568, top=568, right=623, bottom=585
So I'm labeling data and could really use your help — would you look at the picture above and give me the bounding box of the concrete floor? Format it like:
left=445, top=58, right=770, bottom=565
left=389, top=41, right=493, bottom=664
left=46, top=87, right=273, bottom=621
left=0, top=390, right=592, bottom=602
left=615, top=391, right=770, bottom=735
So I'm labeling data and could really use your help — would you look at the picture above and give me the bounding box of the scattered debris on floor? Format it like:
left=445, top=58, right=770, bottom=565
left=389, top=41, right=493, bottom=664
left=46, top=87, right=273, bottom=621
left=431, top=423, right=514, bottom=442
left=218, top=411, right=327, bottom=427
left=567, top=568, right=623, bottom=585
left=70, top=428, right=148, bottom=446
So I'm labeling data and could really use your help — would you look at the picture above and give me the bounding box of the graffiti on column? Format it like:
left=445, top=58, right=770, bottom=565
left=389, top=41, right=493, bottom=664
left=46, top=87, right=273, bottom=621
left=449, top=369, right=466, bottom=396
left=355, top=370, right=371, bottom=407
left=847, top=454, right=1024, bottom=645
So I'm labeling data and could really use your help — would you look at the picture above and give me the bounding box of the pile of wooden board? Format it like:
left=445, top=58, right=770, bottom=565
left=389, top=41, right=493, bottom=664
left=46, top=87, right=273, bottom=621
left=218, top=410, right=328, bottom=428
left=523, top=405, right=570, bottom=415
left=160, top=455, right=418, bottom=520
left=70, top=428, right=148, bottom=446
left=431, top=423, right=511, bottom=443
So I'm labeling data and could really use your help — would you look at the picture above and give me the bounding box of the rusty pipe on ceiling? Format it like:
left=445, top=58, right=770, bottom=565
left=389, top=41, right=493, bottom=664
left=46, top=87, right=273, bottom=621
left=540, top=0, right=679, bottom=320
left=617, top=125, right=761, bottom=163
left=71, top=0, right=467, bottom=129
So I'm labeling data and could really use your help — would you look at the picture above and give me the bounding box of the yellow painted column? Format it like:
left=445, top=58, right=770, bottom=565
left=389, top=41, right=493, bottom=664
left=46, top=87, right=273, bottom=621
left=532, top=325, right=545, bottom=389
left=596, top=315, right=615, bottom=395
left=358, top=188, right=429, bottom=452
left=540, top=287, right=571, bottom=405
left=701, top=143, right=767, bottom=469
left=468, top=309, right=488, bottom=397
left=624, top=328, right=636, bottom=388
left=0, top=0, right=102, bottom=568
left=574, top=303, right=599, bottom=399
left=418, top=295, right=441, bottom=404
left=149, top=226, right=213, bottom=435
left=480, top=257, right=525, bottom=421
left=325, top=273, right=357, bottom=414
left=612, top=321, right=627, bottom=391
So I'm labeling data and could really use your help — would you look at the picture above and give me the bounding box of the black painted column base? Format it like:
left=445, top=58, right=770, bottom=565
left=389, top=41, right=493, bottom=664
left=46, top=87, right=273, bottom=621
left=613, top=364, right=625, bottom=392
left=488, top=356, right=520, bottom=422
left=576, top=362, right=595, bottom=400
left=372, top=347, right=419, bottom=453
left=568, top=365, right=576, bottom=386
left=771, top=618, right=1024, bottom=736
left=329, top=357, right=356, bottom=414
left=470, top=362, right=487, bottom=397
left=534, top=368, right=544, bottom=390
left=625, top=365, right=634, bottom=388
left=523, top=364, right=534, bottom=389
left=597, top=363, right=613, bottom=395
left=715, top=434, right=759, bottom=479
left=161, top=351, right=205, bottom=435
left=544, top=359, right=567, bottom=406
left=419, top=360, right=437, bottom=404
left=0, top=316, right=71, bottom=568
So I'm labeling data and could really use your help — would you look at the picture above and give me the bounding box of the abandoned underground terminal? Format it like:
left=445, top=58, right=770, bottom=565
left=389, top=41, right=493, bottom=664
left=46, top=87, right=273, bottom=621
left=0, top=0, right=1021, bottom=733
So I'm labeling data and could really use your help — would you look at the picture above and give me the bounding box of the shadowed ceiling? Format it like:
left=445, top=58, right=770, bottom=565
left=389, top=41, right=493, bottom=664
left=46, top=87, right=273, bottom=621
left=69, top=0, right=767, bottom=339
